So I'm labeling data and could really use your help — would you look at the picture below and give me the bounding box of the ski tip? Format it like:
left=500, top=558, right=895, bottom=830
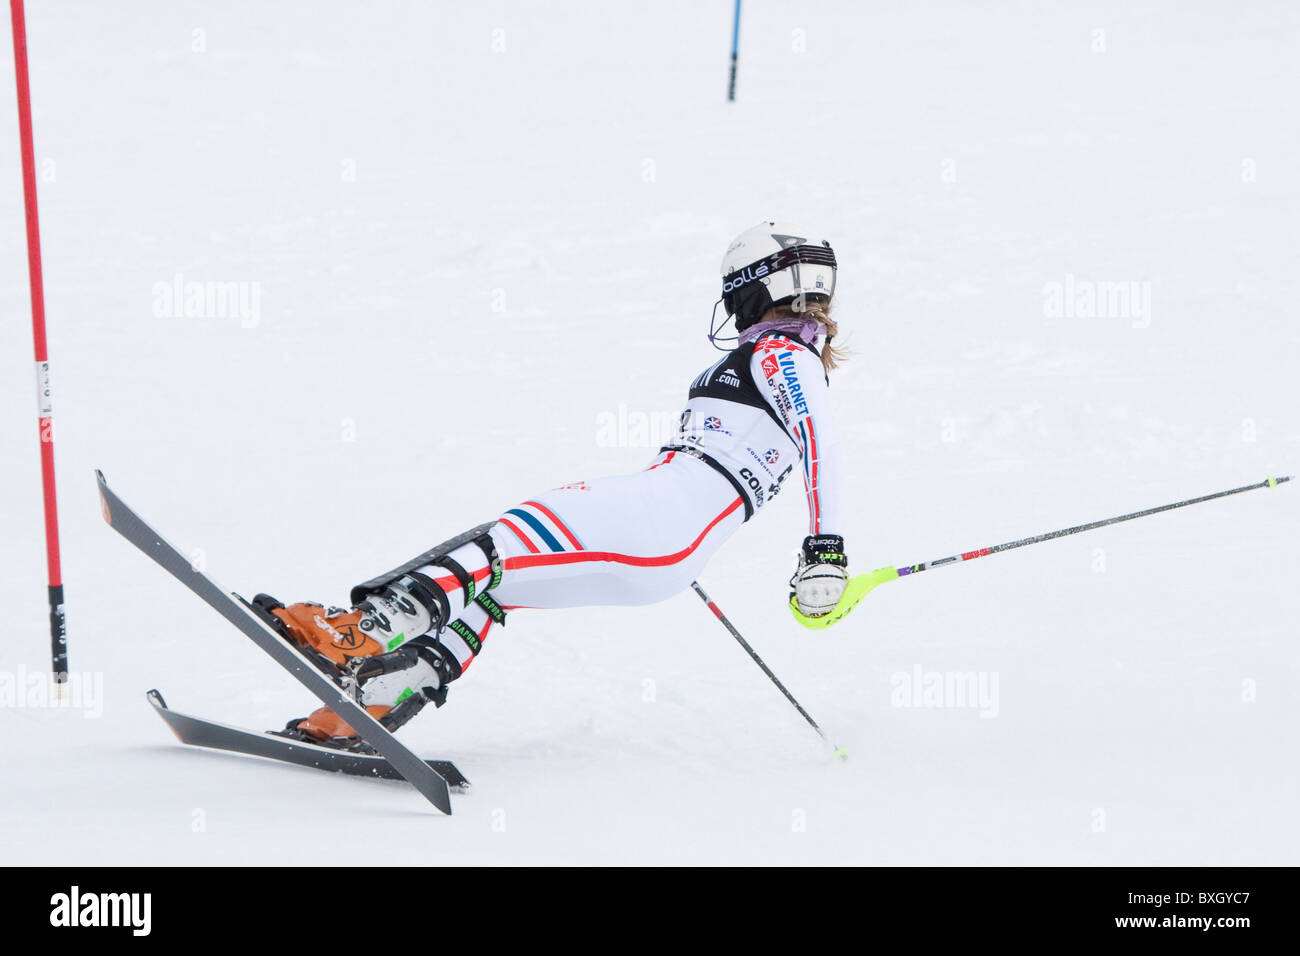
left=833, top=747, right=850, bottom=761
left=1266, top=475, right=1291, bottom=488
left=96, top=471, right=112, bottom=525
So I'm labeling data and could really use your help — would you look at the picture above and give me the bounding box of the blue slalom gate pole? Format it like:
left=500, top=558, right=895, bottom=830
left=727, top=0, right=741, bottom=101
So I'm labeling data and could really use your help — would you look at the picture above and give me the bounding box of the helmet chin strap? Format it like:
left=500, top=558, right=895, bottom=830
left=707, top=297, right=739, bottom=352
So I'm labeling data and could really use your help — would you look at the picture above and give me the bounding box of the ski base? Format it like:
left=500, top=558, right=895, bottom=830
left=147, top=690, right=470, bottom=790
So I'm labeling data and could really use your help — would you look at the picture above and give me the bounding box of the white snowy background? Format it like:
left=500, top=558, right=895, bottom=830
left=1, top=1, right=1296, bottom=864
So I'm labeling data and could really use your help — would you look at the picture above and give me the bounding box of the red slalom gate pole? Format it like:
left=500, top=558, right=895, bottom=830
left=10, top=0, right=68, bottom=687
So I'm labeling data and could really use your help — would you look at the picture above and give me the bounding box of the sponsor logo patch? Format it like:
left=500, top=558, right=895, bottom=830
left=760, top=354, right=779, bottom=379
left=778, top=352, right=809, bottom=416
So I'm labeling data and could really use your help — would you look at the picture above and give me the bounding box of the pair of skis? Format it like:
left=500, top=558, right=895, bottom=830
left=97, top=471, right=466, bottom=814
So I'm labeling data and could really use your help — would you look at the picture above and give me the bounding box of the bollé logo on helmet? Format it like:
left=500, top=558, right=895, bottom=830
left=722, top=262, right=769, bottom=294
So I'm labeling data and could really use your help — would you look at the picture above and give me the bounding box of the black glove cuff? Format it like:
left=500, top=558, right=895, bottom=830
left=802, top=534, right=847, bottom=567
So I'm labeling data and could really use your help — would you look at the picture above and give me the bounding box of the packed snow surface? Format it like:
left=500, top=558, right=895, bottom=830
left=1, top=1, right=1296, bottom=864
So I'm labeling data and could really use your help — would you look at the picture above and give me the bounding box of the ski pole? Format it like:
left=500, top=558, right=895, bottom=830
left=792, top=475, right=1293, bottom=629
left=895, top=475, right=1291, bottom=579
left=691, top=581, right=848, bottom=759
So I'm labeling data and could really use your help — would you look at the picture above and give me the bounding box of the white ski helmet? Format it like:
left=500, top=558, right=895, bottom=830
left=719, top=221, right=837, bottom=333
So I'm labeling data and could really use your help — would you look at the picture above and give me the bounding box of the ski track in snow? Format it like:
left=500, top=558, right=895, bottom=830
left=1, top=2, right=1297, bottom=864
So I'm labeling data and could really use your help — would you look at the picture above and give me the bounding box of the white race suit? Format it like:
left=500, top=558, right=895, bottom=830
left=409, top=331, right=844, bottom=671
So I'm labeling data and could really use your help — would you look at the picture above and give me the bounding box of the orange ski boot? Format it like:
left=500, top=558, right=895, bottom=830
left=255, top=598, right=386, bottom=674
left=282, top=636, right=459, bottom=748
left=250, top=592, right=456, bottom=749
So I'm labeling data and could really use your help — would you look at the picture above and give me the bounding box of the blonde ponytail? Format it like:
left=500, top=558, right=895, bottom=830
left=766, top=300, right=846, bottom=374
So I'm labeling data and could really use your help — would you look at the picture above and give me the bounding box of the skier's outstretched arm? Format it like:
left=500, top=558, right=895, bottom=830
left=751, top=337, right=849, bottom=616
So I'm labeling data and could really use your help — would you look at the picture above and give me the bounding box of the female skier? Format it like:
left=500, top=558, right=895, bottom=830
left=255, top=222, right=852, bottom=746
